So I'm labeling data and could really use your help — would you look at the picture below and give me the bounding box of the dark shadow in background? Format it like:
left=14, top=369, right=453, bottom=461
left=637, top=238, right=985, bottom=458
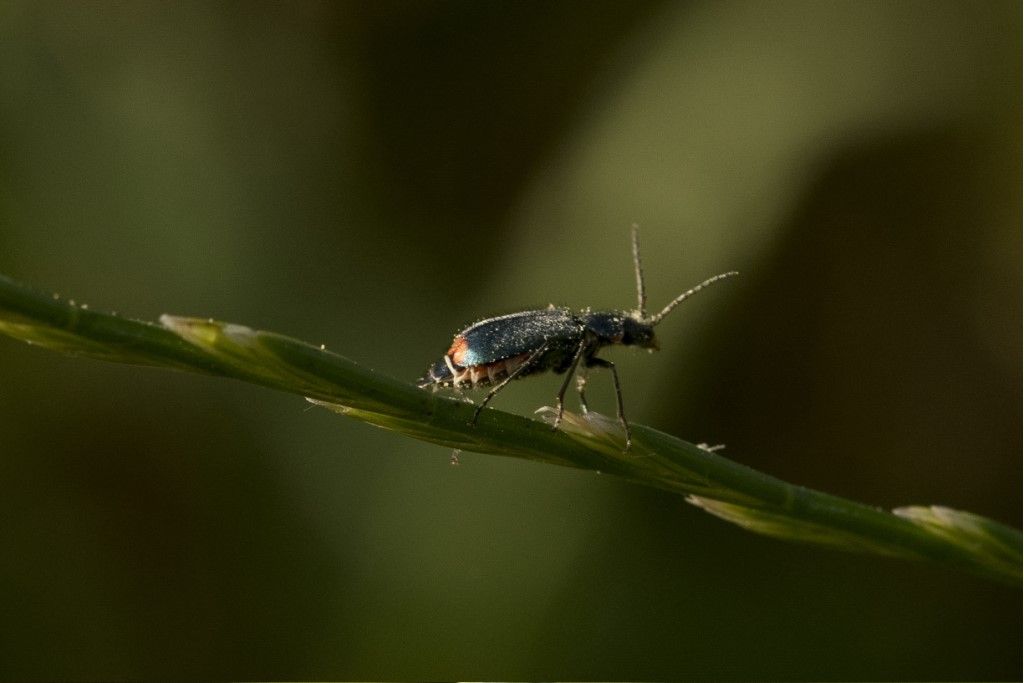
left=683, top=122, right=1020, bottom=520
left=346, top=1, right=671, bottom=253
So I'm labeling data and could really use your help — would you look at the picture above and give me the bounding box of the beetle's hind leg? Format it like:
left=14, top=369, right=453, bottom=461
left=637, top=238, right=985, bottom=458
left=586, top=357, right=632, bottom=450
left=469, top=343, right=549, bottom=425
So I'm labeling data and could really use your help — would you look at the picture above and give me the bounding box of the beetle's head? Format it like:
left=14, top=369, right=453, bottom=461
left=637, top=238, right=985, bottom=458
left=623, top=315, right=659, bottom=350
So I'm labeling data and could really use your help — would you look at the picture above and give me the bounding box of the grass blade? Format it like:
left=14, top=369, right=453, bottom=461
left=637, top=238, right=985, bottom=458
left=0, top=273, right=1019, bottom=584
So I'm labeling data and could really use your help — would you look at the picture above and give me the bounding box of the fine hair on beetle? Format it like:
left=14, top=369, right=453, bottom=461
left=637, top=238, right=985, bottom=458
left=418, top=226, right=737, bottom=450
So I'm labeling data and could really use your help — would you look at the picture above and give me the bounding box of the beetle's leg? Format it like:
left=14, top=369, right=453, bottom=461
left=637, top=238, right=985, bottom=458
left=586, top=357, right=632, bottom=450
left=444, top=354, right=467, bottom=395
left=553, top=336, right=589, bottom=430
left=470, top=343, right=548, bottom=425
left=575, top=370, right=589, bottom=414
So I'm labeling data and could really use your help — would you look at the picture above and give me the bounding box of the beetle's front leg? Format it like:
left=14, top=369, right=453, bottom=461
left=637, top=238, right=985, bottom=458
left=553, top=336, right=589, bottom=430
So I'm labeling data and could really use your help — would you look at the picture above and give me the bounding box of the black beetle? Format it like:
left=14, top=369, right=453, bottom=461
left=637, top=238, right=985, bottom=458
left=418, top=226, right=737, bottom=448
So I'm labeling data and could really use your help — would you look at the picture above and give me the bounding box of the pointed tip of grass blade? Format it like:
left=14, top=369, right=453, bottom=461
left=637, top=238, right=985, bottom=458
left=160, top=316, right=412, bottom=415
left=306, top=397, right=355, bottom=416
left=159, top=314, right=271, bottom=370
left=686, top=495, right=920, bottom=559
left=159, top=314, right=297, bottom=388
left=159, top=314, right=257, bottom=347
left=893, top=505, right=1015, bottom=548
left=533, top=406, right=626, bottom=453
left=894, top=505, right=1022, bottom=579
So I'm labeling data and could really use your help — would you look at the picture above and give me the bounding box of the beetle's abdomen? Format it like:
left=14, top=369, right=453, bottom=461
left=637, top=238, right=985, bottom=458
left=417, top=343, right=534, bottom=389
left=417, top=308, right=582, bottom=389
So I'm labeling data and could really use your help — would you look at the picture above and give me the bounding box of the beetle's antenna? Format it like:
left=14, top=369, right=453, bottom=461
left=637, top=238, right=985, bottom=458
left=649, top=271, right=739, bottom=325
left=631, top=224, right=647, bottom=316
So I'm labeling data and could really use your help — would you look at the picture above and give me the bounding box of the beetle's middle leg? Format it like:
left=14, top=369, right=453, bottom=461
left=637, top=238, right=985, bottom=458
left=470, top=342, right=548, bottom=425
left=553, top=336, right=590, bottom=430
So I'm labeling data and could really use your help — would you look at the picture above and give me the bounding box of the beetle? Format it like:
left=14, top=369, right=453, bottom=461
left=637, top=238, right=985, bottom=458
left=417, top=226, right=737, bottom=448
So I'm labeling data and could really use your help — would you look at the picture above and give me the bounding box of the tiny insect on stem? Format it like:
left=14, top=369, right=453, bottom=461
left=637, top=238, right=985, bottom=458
left=418, top=227, right=737, bottom=451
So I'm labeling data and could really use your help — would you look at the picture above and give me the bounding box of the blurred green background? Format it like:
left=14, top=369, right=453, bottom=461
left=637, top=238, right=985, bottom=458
left=0, top=1, right=1019, bottom=678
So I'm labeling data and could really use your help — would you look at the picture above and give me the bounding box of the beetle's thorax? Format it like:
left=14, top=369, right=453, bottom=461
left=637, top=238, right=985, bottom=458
left=579, top=309, right=658, bottom=349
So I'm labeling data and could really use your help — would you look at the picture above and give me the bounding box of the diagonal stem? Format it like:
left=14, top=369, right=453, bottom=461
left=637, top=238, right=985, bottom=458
left=0, top=273, right=1019, bottom=585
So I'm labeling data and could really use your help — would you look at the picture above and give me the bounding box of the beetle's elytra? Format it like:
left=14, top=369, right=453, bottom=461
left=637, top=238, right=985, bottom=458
left=418, top=226, right=737, bottom=449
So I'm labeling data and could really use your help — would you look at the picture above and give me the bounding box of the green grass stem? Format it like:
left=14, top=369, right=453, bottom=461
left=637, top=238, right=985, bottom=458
left=0, top=273, right=1019, bottom=584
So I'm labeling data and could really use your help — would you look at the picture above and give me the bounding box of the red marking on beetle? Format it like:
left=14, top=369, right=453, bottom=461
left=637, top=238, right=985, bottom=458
left=448, top=335, right=470, bottom=366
